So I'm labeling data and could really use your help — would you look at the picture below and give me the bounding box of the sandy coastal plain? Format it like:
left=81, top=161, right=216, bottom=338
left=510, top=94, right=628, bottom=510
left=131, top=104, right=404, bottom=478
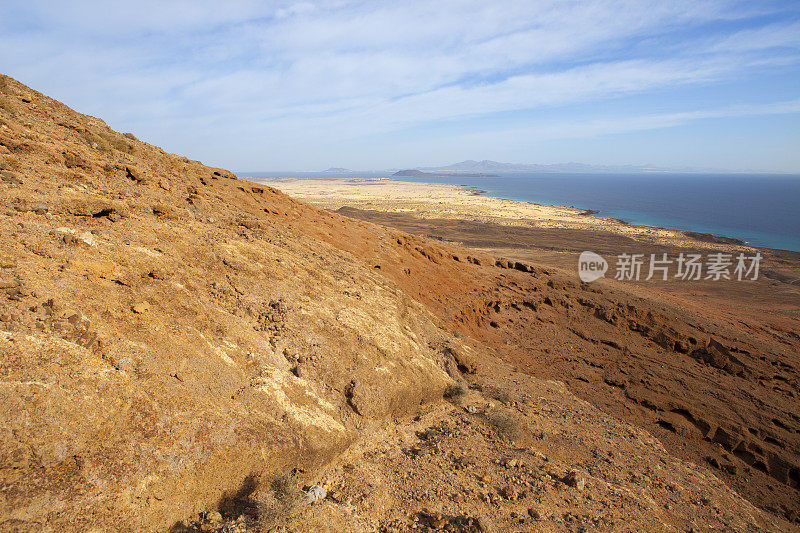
left=253, top=178, right=751, bottom=252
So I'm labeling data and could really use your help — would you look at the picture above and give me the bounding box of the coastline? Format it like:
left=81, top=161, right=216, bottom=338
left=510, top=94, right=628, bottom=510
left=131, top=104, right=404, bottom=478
left=248, top=177, right=774, bottom=255
left=445, top=183, right=762, bottom=250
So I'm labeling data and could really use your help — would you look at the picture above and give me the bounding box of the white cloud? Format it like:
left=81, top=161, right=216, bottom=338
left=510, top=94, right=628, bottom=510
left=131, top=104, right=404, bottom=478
left=0, top=0, right=798, bottom=170
left=707, top=19, right=800, bottom=53
left=480, top=99, right=800, bottom=142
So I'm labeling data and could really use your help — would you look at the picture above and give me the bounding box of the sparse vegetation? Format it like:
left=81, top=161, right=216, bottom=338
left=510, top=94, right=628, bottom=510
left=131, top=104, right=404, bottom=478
left=418, top=427, right=442, bottom=442
left=255, top=472, right=305, bottom=530
left=443, top=381, right=467, bottom=403
left=488, top=410, right=525, bottom=442
left=484, top=384, right=526, bottom=406
left=2, top=71, right=795, bottom=532
left=80, top=130, right=134, bottom=154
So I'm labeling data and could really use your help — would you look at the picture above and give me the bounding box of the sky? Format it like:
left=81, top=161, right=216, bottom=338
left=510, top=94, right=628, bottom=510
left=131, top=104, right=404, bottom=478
left=1, top=0, right=799, bottom=172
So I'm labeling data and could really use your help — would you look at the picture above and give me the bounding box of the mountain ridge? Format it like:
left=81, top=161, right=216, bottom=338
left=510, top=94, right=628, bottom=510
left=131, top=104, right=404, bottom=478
left=418, top=159, right=754, bottom=174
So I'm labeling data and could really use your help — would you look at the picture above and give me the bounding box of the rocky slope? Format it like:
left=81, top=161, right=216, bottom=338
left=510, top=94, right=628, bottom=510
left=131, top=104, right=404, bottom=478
left=0, top=74, right=795, bottom=532
left=267, top=182, right=800, bottom=522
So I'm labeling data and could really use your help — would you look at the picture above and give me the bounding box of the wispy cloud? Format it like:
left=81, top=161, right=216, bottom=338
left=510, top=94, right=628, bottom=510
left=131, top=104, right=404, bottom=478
left=440, top=99, right=800, bottom=144
left=0, top=0, right=798, bottom=170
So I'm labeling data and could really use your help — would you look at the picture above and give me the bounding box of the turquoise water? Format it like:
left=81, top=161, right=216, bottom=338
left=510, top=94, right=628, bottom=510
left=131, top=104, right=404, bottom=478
left=244, top=171, right=800, bottom=252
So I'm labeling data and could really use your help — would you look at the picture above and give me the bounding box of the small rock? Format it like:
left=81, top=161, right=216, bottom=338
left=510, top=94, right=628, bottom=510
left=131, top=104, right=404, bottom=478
left=565, top=469, right=586, bottom=490
left=62, top=309, right=82, bottom=323
left=528, top=508, right=541, bottom=520
left=125, top=166, right=141, bottom=181
left=430, top=514, right=448, bottom=528
left=76, top=232, right=97, bottom=247
left=305, top=484, right=326, bottom=503
left=132, top=302, right=150, bottom=314
left=500, top=486, right=518, bottom=500
left=207, top=510, right=222, bottom=523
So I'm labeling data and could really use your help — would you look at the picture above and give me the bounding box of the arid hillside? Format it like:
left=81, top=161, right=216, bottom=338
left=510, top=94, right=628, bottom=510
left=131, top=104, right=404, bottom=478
left=308, top=203, right=800, bottom=522
left=0, top=74, right=796, bottom=532
left=259, top=175, right=800, bottom=524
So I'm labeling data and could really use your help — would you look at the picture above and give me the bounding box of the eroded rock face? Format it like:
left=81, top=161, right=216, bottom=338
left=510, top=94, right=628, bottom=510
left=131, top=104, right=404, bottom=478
left=0, top=74, right=453, bottom=531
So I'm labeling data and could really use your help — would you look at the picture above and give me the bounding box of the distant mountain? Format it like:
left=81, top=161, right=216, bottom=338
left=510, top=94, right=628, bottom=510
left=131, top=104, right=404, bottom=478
left=322, top=167, right=352, bottom=172
left=393, top=169, right=498, bottom=178
left=417, top=160, right=720, bottom=174
left=419, top=160, right=534, bottom=172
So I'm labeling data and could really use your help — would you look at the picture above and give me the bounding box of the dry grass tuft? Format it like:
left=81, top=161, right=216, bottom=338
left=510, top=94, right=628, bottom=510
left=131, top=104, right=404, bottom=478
left=488, top=410, right=525, bottom=442
left=255, top=472, right=305, bottom=530
left=444, top=381, right=467, bottom=403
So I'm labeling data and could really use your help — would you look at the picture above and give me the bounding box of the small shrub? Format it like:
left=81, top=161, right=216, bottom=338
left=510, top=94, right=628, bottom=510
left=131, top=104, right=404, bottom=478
left=80, top=131, right=111, bottom=152
left=444, top=382, right=467, bottom=403
left=270, top=472, right=300, bottom=501
left=255, top=472, right=305, bottom=530
left=488, top=410, right=525, bottom=442
left=418, top=428, right=442, bottom=442
left=484, top=384, right=525, bottom=405
left=108, top=137, right=134, bottom=153
left=82, top=130, right=134, bottom=154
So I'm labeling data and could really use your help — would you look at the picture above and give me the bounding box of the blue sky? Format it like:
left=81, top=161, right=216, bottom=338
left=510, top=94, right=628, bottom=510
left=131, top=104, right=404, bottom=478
left=1, top=0, right=799, bottom=172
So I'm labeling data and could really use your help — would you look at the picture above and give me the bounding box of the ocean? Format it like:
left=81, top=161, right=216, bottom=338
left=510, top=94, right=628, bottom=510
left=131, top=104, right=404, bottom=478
left=244, top=171, right=800, bottom=252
